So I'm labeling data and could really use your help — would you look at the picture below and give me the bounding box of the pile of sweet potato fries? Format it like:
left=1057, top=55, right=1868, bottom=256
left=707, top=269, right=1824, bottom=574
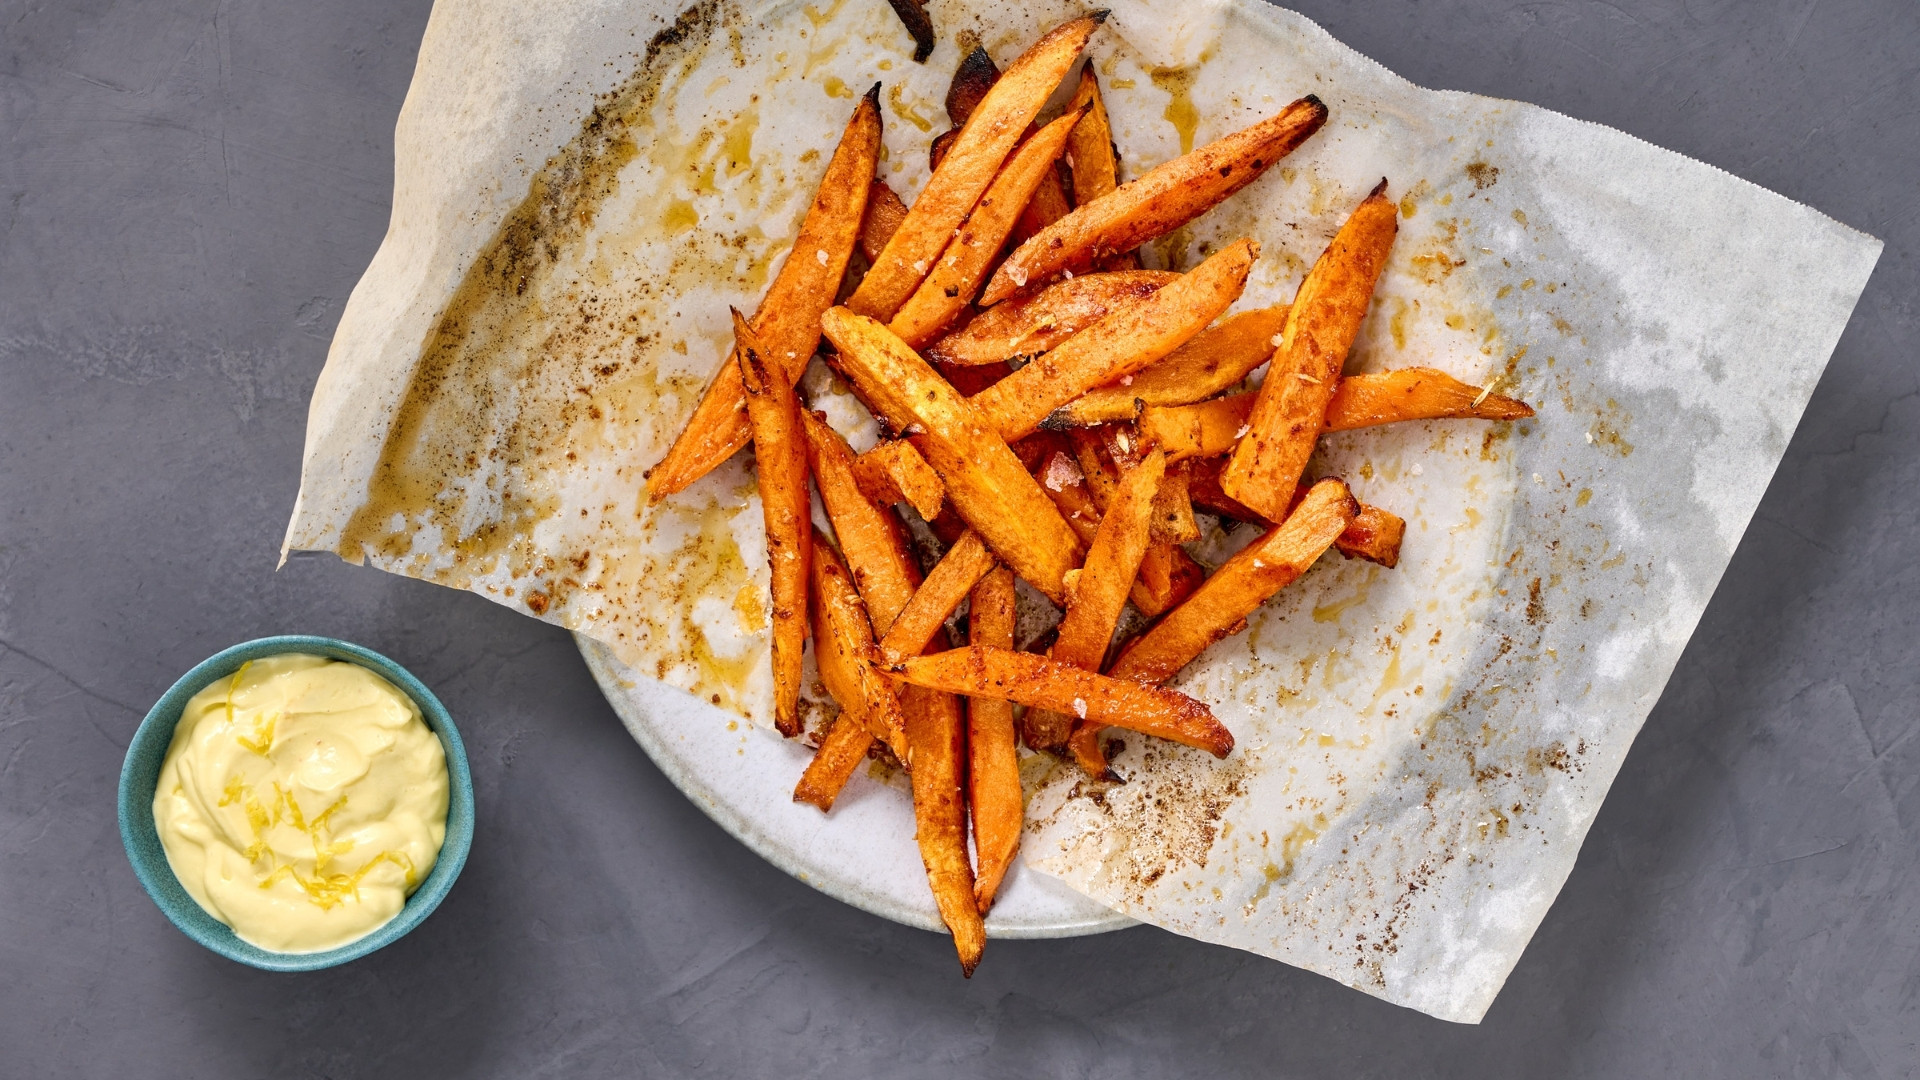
left=645, top=12, right=1533, bottom=973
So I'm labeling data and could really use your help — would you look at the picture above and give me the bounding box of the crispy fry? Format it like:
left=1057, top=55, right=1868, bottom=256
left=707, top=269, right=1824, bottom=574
left=648, top=89, right=880, bottom=499
left=981, top=95, right=1327, bottom=305
left=735, top=311, right=812, bottom=736
left=971, top=238, right=1258, bottom=441
left=946, top=45, right=999, bottom=123
left=1187, top=452, right=1265, bottom=522
left=930, top=46, right=999, bottom=171
left=1149, top=458, right=1200, bottom=543
left=847, top=14, right=1102, bottom=321
left=1033, top=438, right=1197, bottom=619
left=885, top=0, right=935, bottom=62
left=859, top=179, right=909, bottom=266
left=1067, top=428, right=1121, bottom=509
left=1141, top=364, right=1533, bottom=462
left=807, top=533, right=909, bottom=759
left=1045, top=304, right=1288, bottom=426
left=1335, top=504, right=1406, bottom=568
left=936, top=358, right=1012, bottom=396
left=1015, top=163, right=1073, bottom=243
left=801, top=413, right=923, bottom=630
left=893, top=647, right=1233, bottom=758
left=1322, top=367, right=1536, bottom=430
left=1067, top=429, right=1199, bottom=613
left=878, top=530, right=996, bottom=663
left=1064, top=66, right=1121, bottom=207
left=965, top=566, right=1021, bottom=912
left=1221, top=183, right=1398, bottom=520
left=1063, top=68, right=1138, bottom=269
left=925, top=270, right=1177, bottom=366
left=1138, top=392, right=1253, bottom=461
left=1111, top=479, right=1358, bottom=685
left=822, top=308, right=1084, bottom=603
left=792, top=706, right=873, bottom=812
left=891, top=108, right=1086, bottom=348
left=851, top=439, right=947, bottom=521
left=1047, top=448, right=1164, bottom=762
left=904, top=673, right=984, bottom=975
left=1189, top=458, right=1408, bottom=567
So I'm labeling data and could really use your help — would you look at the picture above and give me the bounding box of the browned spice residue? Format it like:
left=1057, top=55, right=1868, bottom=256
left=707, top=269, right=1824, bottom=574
left=338, top=0, right=727, bottom=581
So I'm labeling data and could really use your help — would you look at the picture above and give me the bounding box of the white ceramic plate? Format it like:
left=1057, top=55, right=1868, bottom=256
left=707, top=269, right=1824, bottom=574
left=577, top=635, right=1133, bottom=937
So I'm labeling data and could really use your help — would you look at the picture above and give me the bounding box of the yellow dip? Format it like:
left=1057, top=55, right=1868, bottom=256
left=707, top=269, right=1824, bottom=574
left=152, top=653, right=449, bottom=953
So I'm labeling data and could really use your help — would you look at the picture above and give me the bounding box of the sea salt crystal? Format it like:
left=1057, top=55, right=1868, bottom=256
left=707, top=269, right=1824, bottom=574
left=816, top=249, right=829, bottom=266
left=1042, top=451, right=1084, bottom=492
left=1120, top=375, right=1133, bottom=386
left=1411, top=463, right=1425, bottom=476
left=1009, top=266, right=1029, bottom=287
left=1072, top=697, right=1088, bottom=719
left=913, top=260, right=928, bottom=275
left=1235, top=424, right=1251, bottom=439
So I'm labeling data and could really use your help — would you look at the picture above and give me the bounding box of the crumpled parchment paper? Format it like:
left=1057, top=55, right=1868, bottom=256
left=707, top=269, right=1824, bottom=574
left=282, top=0, right=1881, bottom=1021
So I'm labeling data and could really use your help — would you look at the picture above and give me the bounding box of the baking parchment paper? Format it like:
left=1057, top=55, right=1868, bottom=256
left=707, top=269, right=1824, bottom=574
left=281, top=0, right=1881, bottom=1021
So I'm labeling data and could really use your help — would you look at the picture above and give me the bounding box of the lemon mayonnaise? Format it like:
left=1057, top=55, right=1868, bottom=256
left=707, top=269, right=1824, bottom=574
left=152, top=653, right=448, bottom=952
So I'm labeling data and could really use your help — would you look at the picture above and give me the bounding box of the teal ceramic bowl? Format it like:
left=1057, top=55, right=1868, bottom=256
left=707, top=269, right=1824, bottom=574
left=118, top=635, right=473, bottom=971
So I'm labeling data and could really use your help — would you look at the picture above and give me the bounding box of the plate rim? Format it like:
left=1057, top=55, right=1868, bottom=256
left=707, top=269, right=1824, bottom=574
left=575, top=634, right=1136, bottom=939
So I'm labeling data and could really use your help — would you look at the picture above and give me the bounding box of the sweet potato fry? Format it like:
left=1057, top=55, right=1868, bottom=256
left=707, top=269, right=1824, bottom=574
left=734, top=311, right=812, bottom=736
left=1322, top=367, right=1535, bottom=431
left=851, top=439, right=946, bottom=521
left=1044, top=448, right=1164, bottom=760
left=966, top=566, right=1021, bottom=912
left=971, top=238, right=1258, bottom=442
left=1063, top=67, right=1138, bottom=269
left=1033, top=439, right=1197, bottom=619
left=878, top=530, right=996, bottom=663
left=1189, top=459, right=1407, bottom=567
left=885, top=0, right=935, bottom=62
left=1187, top=452, right=1264, bottom=522
left=1015, top=163, right=1073, bottom=243
left=935, top=358, right=1011, bottom=396
left=859, top=179, right=909, bottom=265
left=1222, top=183, right=1398, bottom=520
left=903, top=672, right=985, bottom=975
left=1141, top=365, right=1533, bottom=462
left=930, top=46, right=999, bottom=170
left=891, top=108, right=1086, bottom=348
left=847, top=14, right=1102, bottom=321
left=925, top=270, right=1177, bottom=366
left=647, top=89, right=880, bottom=499
left=1110, top=479, right=1358, bottom=685
left=980, top=95, right=1326, bottom=305
left=1067, top=427, right=1122, bottom=509
left=946, top=45, right=999, bottom=124
left=1138, top=392, right=1253, bottom=461
left=801, top=413, right=923, bottom=631
left=807, top=532, right=909, bottom=759
left=893, top=647, right=1233, bottom=758
left=1064, top=66, right=1122, bottom=208
left=1044, top=304, right=1288, bottom=426
left=822, top=308, right=1084, bottom=603
left=1334, top=504, right=1406, bottom=568
left=792, top=706, right=874, bottom=812
left=1149, top=458, right=1200, bottom=543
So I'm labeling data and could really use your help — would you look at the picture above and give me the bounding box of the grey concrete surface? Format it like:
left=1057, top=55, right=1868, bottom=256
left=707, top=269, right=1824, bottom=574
left=2, top=0, right=1915, bottom=1075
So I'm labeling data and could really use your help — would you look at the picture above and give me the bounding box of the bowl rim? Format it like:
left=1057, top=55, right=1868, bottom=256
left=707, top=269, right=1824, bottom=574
left=118, top=635, right=473, bottom=971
